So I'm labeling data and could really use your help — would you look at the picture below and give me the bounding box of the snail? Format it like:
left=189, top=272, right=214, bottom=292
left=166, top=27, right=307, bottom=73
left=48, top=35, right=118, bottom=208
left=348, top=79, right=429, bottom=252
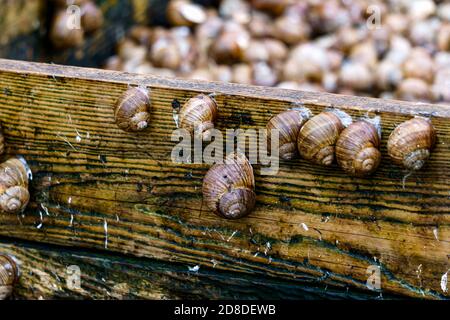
left=209, top=22, right=250, bottom=64
left=114, top=87, right=151, bottom=132
left=80, top=1, right=104, bottom=34
left=266, top=108, right=312, bottom=160
left=203, top=152, right=255, bottom=219
left=167, top=0, right=207, bottom=27
left=297, top=110, right=352, bottom=166
left=179, top=93, right=218, bottom=140
left=336, top=118, right=382, bottom=176
left=0, top=157, right=31, bottom=215
left=50, top=9, right=85, bottom=49
left=0, top=254, right=19, bottom=300
left=387, top=117, right=436, bottom=171
left=250, top=0, right=293, bottom=16
left=0, top=124, right=5, bottom=155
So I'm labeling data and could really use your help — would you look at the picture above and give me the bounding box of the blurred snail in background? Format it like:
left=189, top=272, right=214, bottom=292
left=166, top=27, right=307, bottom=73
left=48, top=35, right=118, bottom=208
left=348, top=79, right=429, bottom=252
left=179, top=93, right=218, bottom=140
left=50, top=9, right=85, bottom=49
left=0, top=157, right=31, bottom=215
left=114, top=87, right=151, bottom=132
left=336, top=118, right=382, bottom=176
left=0, top=254, right=19, bottom=300
left=203, top=152, right=255, bottom=219
left=49, top=0, right=103, bottom=48
left=387, top=117, right=436, bottom=171
left=80, top=1, right=104, bottom=34
left=167, top=0, right=207, bottom=27
left=297, top=110, right=352, bottom=166
left=209, top=21, right=250, bottom=64
left=266, top=107, right=311, bottom=160
left=250, top=0, right=293, bottom=16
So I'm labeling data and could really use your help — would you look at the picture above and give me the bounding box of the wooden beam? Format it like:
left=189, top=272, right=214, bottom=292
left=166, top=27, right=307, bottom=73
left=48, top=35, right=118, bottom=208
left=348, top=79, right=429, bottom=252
left=0, top=59, right=449, bottom=299
left=1, top=238, right=394, bottom=299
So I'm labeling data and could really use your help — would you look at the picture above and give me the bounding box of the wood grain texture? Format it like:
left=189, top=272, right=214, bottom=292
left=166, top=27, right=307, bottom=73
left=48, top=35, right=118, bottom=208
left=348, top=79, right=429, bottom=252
left=0, top=238, right=395, bottom=300
left=0, top=59, right=449, bottom=299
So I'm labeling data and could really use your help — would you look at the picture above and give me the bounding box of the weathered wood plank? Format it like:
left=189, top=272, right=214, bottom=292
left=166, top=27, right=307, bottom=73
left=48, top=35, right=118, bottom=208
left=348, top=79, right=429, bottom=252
left=0, top=59, right=449, bottom=299
left=0, top=238, right=395, bottom=300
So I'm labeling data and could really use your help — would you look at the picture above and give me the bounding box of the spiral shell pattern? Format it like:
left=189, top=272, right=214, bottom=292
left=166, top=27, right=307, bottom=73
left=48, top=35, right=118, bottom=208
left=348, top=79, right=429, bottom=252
left=114, top=87, right=151, bottom=132
left=297, top=111, right=347, bottom=166
left=0, top=254, right=19, bottom=300
left=203, top=152, right=255, bottom=219
left=387, top=117, right=436, bottom=171
left=179, top=94, right=218, bottom=141
left=266, top=108, right=311, bottom=160
left=0, top=158, right=30, bottom=214
left=336, top=120, right=381, bottom=176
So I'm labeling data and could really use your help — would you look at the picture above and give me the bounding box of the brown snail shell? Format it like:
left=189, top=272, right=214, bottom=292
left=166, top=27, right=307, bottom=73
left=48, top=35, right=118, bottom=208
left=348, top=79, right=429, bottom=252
left=387, top=117, right=436, bottom=171
left=0, top=157, right=31, bottom=215
left=250, top=0, right=293, bottom=16
left=266, top=108, right=312, bottom=160
left=167, top=0, right=207, bottom=27
left=0, top=254, right=19, bottom=300
left=203, top=152, right=256, bottom=219
left=50, top=10, right=85, bottom=49
left=80, top=1, right=104, bottom=34
left=179, top=94, right=218, bottom=141
left=114, top=87, right=151, bottom=132
left=336, top=119, right=382, bottom=176
left=297, top=110, right=352, bottom=166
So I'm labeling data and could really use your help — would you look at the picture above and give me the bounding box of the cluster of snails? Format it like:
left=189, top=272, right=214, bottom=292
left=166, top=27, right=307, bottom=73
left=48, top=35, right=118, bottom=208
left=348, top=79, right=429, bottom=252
left=103, top=0, right=450, bottom=105
left=269, top=109, right=437, bottom=176
left=113, top=87, right=437, bottom=220
left=49, top=0, right=103, bottom=49
left=0, top=254, right=19, bottom=300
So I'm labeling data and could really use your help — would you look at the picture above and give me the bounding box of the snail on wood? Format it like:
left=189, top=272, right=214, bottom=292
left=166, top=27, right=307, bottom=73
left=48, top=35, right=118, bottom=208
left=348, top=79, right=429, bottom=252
left=266, top=107, right=312, bottom=160
left=203, top=152, right=256, bottom=219
left=179, top=93, right=218, bottom=140
left=297, top=110, right=352, bottom=166
left=336, top=118, right=382, bottom=176
left=0, top=157, right=31, bottom=215
left=0, top=254, right=19, bottom=300
left=387, top=117, right=436, bottom=171
left=114, top=87, right=151, bottom=132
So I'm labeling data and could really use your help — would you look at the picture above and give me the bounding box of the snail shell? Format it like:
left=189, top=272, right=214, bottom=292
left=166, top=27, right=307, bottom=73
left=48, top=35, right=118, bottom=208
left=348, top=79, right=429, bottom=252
left=80, top=1, right=104, bottom=34
left=114, top=87, right=151, bottom=132
left=0, top=254, right=19, bottom=300
left=266, top=108, right=311, bottom=160
left=203, top=152, right=256, bottom=219
left=297, top=110, right=352, bottom=166
left=387, top=117, right=436, bottom=171
left=0, top=158, right=31, bottom=214
left=167, top=0, right=207, bottom=27
left=50, top=10, right=85, bottom=49
left=336, top=119, right=382, bottom=176
left=179, top=94, right=218, bottom=140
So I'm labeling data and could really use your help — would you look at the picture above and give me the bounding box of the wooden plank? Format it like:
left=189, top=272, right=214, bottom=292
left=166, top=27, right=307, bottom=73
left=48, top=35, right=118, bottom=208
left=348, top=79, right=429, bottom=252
left=0, top=59, right=449, bottom=299
left=0, top=238, right=395, bottom=299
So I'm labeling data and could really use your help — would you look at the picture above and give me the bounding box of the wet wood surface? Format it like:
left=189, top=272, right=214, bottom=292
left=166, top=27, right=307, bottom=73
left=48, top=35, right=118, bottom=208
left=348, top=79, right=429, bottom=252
left=0, top=59, right=449, bottom=299
left=0, top=238, right=393, bottom=300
